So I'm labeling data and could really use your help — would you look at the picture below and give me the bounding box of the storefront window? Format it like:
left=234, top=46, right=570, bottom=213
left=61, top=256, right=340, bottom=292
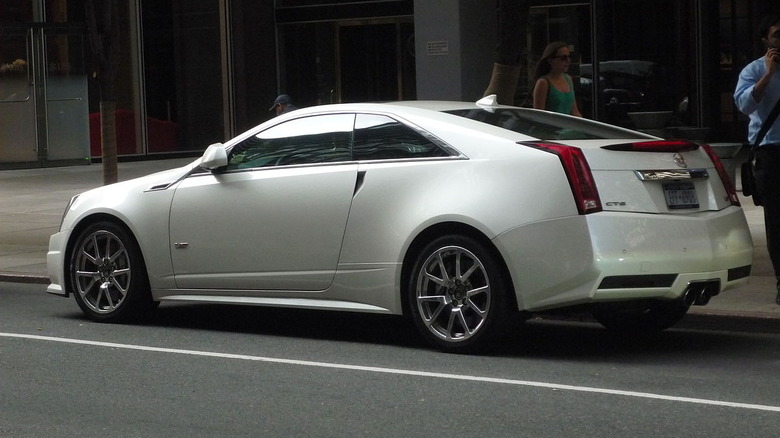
left=278, top=19, right=415, bottom=107
left=278, top=22, right=337, bottom=107
left=0, top=0, right=33, bottom=22
left=0, top=33, right=30, bottom=102
left=141, top=0, right=223, bottom=154
left=527, top=5, right=591, bottom=115
left=594, top=1, right=693, bottom=136
left=527, top=1, right=698, bottom=136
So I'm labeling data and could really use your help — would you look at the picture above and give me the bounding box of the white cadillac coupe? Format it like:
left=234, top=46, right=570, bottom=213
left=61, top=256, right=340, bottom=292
left=47, top=96, right=753, bottom=352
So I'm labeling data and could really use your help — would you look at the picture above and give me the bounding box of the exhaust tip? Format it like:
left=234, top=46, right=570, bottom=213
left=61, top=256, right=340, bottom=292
left=683, top=280, right=720, bottom=306
left=695, top=289, right=711, bottom=306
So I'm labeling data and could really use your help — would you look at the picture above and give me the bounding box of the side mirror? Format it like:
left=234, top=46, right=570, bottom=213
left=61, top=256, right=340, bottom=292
left=200, top=143, right=228, bottom=170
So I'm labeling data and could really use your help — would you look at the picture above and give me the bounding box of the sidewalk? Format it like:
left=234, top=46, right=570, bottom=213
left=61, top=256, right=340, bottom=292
left=0, top=158, right=194, bottom=281
left=1, top=156, right=778, bottom=320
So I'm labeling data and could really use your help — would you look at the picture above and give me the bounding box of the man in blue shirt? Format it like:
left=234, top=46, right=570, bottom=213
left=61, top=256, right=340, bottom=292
left=734, top=14, right=780, bottom=305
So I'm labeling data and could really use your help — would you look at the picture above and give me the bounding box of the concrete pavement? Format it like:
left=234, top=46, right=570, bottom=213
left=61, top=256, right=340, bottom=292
left=0, top=158, right=194, bottom=282
left=1, top=156, right=778, bottom=321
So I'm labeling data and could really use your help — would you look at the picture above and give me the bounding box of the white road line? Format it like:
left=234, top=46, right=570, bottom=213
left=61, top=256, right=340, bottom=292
left=3, top=332, right=779, bottom=413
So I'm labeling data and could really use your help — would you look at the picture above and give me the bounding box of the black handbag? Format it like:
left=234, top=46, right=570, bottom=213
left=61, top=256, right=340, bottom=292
left=741, top=96, right=780, bottom=206
left=741, top=150, right=760, bottom=204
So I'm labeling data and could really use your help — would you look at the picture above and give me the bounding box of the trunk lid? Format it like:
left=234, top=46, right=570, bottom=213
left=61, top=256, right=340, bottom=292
left=567, top=139, right=738, bottom=214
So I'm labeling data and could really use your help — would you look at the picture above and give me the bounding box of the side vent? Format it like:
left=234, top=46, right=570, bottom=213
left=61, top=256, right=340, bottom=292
left=145, top=182, right=174, bottom=192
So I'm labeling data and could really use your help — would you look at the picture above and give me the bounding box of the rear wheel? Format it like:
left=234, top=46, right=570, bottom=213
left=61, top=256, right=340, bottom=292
left=591, top=300, right=690, bottom=332
left=69, top=221, right=156, bottom=322
left=408, top=235, right=513, bottom=353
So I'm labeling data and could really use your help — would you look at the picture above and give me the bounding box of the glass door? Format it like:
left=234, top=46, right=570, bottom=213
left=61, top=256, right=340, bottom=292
left=338, top=21, right=415, bottom=102
left=42, top=25, right=89, bottom=162
left=0, top=26, right=38, bottom=164
left=0, top=24, right=89, bottom=167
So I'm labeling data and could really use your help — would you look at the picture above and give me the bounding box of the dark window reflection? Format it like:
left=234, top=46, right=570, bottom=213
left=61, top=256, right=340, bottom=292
left=142, top=0, right=223, bottom=153
left=354, top=114, right=450, bottom=160
left=228, top=114, right=353, bottom=170
left=0, top=34, right=29, bottom=102
left=447, top=108, right=647, bottom=141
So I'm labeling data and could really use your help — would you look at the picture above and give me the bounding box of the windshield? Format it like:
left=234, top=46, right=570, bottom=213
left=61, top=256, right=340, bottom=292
left=446, top=108, right=650, bottom=141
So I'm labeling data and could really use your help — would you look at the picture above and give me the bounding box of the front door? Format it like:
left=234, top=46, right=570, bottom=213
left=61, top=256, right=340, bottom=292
left=169, top=113, right=358, bottom=292
left=169, top=165, right=359, bottom=291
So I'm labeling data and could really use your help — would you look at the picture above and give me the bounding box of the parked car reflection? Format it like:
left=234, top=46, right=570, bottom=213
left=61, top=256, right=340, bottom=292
left=578, top=60, right=680, bottom=127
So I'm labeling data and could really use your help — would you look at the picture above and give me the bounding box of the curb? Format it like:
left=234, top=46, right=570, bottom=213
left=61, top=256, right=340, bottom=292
left=535, top=310, right=780, bottom=334
left=676, top=312, right=780, bottom=334
left=0, top=272, right=50, bottom=285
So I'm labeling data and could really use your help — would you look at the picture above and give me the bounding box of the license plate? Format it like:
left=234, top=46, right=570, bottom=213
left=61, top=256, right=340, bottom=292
left=663, top=182, right=698, bottom=209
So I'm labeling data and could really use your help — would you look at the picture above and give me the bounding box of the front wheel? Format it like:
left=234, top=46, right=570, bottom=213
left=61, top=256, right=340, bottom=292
left=408, top=235, right=513, bottom=353
left=69, top=221, right=156, bottom=322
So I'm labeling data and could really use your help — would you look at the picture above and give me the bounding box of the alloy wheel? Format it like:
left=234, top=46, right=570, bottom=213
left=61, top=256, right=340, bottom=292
left=415, top=245, right=491, bottom=342
left=72, top=229, right=132, bottom=314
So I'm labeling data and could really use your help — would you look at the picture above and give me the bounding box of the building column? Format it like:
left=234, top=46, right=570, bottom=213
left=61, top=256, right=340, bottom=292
left=414, top=0, right=496, bottom=101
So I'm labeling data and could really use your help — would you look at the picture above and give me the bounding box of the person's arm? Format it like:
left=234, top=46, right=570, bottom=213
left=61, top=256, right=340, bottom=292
left=532, top=78, right=548, bottom=110
left=570, top=100, right=582, bottom=117
left=752, top=47, right=779, bottom=102
left=566, top=75, right=582, bottom=117
left=735, top=61, right=763, bottom=115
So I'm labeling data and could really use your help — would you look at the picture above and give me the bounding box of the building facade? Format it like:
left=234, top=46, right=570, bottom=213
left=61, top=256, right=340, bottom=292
left=0, top=0, right=775, bottom=168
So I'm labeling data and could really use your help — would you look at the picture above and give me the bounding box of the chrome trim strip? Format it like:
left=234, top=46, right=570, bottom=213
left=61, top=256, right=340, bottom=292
left=634, top=169, right=709, bottom=181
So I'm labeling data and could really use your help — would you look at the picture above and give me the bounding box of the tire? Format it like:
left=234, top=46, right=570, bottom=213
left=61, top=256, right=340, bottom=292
left=408, top=235, right=513, bottom=353
left=69, top=221, right=156, bottom=323
left=590, top=299, right=690, bottom=332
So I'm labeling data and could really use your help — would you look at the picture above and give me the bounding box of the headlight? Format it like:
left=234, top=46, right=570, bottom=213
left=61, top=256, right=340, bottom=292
left=58, top=195, right=79, bottom=231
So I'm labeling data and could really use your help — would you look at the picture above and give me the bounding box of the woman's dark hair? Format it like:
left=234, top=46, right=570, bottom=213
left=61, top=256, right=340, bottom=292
left=759, top=15, right=780, bottom=39
left=533, top=41, right=569, bottom=79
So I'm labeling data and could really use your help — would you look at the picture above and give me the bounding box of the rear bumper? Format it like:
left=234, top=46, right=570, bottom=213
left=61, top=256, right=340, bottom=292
left=587, top=206, right=753, bottom=292
left=495, top=206, right=753, bottom=311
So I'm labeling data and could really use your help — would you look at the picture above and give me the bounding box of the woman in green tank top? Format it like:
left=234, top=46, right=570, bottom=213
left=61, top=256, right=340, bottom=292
left=532, top=41, right=583, bottom=117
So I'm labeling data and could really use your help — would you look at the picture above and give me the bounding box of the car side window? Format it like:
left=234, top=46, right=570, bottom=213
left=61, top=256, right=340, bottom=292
left=353, top=114, right=450, bottom=161
left=227, top=114, right=354, bottom=170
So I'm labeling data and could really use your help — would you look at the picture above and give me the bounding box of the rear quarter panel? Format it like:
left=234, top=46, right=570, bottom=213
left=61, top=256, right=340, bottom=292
left=338, top=144, right=577, bottom=266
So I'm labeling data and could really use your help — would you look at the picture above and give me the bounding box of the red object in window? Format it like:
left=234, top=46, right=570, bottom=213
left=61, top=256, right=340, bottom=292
left=89, top=110, right=178, bottom=156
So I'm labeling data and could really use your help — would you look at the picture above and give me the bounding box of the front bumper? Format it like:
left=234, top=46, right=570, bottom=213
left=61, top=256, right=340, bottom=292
left=46, top=231, right=67, bottom=297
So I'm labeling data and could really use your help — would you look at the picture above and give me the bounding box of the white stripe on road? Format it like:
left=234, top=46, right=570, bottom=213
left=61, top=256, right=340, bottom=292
left=3, top=332, right=779, bottom=413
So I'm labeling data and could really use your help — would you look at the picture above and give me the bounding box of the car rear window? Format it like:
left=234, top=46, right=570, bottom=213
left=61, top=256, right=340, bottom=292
left=445, top=108, right=649, bottom=141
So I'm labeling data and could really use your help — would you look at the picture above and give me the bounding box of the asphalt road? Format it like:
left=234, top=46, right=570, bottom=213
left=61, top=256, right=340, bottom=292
left=1, top=282, right=779, bottom=437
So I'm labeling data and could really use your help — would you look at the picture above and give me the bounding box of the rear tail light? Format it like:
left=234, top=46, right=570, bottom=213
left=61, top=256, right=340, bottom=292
left=700, top=143, right=741, bottom=207
left=601, top=140, right=699, bottom=152
left=526, top=143, right=602, bottom=215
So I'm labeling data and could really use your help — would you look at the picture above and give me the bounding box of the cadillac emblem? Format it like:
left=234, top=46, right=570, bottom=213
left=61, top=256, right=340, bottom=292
left=673, top=153, right=687, bottom=168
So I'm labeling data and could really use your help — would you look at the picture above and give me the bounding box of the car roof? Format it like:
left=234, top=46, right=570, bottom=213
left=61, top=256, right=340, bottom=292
left=267, top=98, right=648, bottom=147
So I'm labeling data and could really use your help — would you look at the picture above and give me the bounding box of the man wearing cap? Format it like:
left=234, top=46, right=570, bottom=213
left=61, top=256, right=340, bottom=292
left=269, top=94, right=298, bottom=116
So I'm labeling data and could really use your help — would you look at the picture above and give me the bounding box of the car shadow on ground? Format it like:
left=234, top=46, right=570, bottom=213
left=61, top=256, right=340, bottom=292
left=91, top=302, right=780, bottom=359
left=147, top=303, right=427, bottom=348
